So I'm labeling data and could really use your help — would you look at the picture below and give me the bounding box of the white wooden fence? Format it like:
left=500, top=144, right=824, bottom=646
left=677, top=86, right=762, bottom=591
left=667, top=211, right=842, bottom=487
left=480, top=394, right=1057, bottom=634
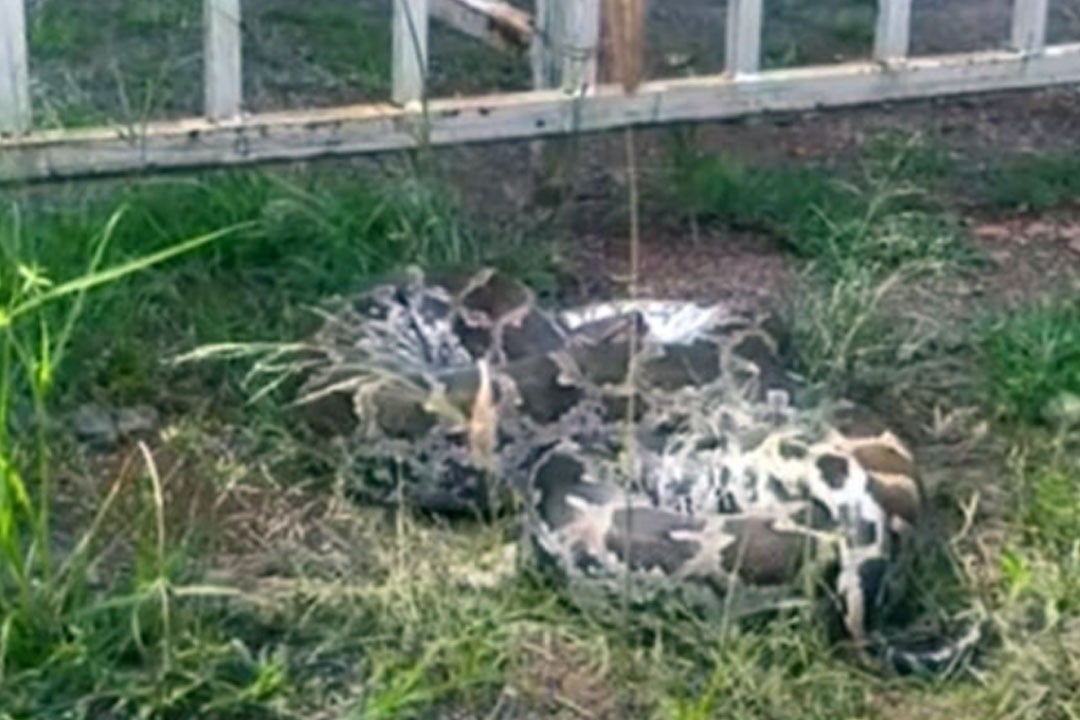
left=0, top=0, right=1078, bottom=183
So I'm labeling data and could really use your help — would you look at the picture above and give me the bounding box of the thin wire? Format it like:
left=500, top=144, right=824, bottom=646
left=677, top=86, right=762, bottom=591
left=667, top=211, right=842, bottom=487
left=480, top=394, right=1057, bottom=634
left=620, top=123, right=641, bottom=624
left=623, top=125, right=641, bottom=449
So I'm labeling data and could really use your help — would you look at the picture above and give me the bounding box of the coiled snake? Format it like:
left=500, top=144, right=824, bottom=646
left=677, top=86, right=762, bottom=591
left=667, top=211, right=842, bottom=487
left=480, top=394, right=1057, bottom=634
left=293, top=266, right=982, bottom=675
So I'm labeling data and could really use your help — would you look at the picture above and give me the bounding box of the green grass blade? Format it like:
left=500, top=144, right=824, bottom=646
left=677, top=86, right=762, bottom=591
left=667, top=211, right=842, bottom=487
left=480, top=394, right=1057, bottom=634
left=6, top=221, right=256, bottom=326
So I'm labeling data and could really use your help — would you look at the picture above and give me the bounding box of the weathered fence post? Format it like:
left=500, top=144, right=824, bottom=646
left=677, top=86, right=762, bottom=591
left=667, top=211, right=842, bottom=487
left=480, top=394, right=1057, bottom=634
left=726, top=0, right=762, bottom=75
left=532, top=0, right=603, bottom=94
left=601, top=0, right=646, bottom=91
left=874, top=0, right=912, bottom=62
left=529, top=0, right=604, bottom=208
left=0, top=0, right=31, bottom=134
left=1012, top=0, right=1048, bottom=54
left=204, top=0, right=243, bottom=119
left=393, top=0, right=430, bottom=104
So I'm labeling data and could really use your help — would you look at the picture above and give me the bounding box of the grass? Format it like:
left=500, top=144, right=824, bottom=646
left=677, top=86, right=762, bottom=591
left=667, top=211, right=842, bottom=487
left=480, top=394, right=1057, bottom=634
left=666, top=132, right=970, bottom=276
left=5, top=1, right=1080, bottom=715
left=1023, top=462, right=1080, bottom=557
left=0, top=204, right=268, bottom=720
left=243, top=2, right=391, bottom=105
left=0, top=165, right=1073, bottom=720
left=3, top=163, right=553, bottom=407
left=659, top=132, right=1080, bottom=720
left=977, top=296, right=1080, bottom=425
left=2, top=132, right=1071, bottom=716
left=763, top=0, right=876, bottom=68
left=988, top=434, right=1080, bottom=720
left=664, top=133, right=979, bottom=401
left=0, top=161, right=567, bottom=718
left=28, top=0, right=202, bottom=129
left=862, top=131, right=958, bottom=186
left=0, top=145, right=1070, bottom=718
left=982, top=149, right=1080, bottom=212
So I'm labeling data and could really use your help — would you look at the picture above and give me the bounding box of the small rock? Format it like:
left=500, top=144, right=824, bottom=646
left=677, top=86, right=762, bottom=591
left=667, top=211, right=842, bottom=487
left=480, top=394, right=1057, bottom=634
left=973, top=223, right=1012, bottom=242
left=72, top=403, right=118, bottom=448
left=1070, top=238, right=1080, bottom=255
left=1024, top=220, right=1056, bottom=238
left=115, top=405, right=160, bottom=439
left=1059, top=224, right=1080, bottom=242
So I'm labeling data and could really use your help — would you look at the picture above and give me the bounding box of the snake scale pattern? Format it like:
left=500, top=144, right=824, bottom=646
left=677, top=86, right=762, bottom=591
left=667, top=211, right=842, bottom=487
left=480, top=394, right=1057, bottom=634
left=293, top=266, right=981, bottom=674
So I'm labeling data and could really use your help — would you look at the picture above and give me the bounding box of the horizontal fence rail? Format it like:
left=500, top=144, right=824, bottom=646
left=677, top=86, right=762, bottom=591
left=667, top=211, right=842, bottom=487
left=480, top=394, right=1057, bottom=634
left=0, top=0, right=1077, bottom=183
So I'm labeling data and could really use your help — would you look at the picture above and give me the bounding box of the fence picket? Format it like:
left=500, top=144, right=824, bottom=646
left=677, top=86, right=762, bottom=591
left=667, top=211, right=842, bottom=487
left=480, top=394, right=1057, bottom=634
left=2, top=2, right=1080, bottom=183
left=393, top=0, right=430, bottom=104
left=532, top=0, right=602, bottom=93
left=204, top=0, right=243, bottom=119
left=726, top=0, right=763, bottom=76
left=0, top=0, right=31, bottom=134
left=1012, top=0, right=1048, bottom=53
left=874, top=0, right=912, bottom=62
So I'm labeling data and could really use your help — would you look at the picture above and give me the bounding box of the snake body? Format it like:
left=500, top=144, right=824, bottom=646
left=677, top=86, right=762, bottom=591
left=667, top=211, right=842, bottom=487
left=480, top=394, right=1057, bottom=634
left=295, top=266, right=981, bottom=674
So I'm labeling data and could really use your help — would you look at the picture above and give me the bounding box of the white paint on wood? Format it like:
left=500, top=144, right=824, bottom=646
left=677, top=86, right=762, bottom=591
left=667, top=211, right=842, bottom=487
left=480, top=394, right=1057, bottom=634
left=4, top=43, right=1080, bottom=183
left=0, top=0, right=31, bottom=134
left=430, top=0, right=532, bottom=52
left=874, top=0, right=912, bottom=62
left=531, top=0, right=558, bottom=89
left=204, top=0, right=243, bottom=119
left=726, top=0, right=763, bottom=76
left=567, top=0, right=602, bottom=92
left=392, top=0, right=430, bottom=105
left=532, top=0, right=602, bottom=93
left=1011, top=0, right=1048, bottom=53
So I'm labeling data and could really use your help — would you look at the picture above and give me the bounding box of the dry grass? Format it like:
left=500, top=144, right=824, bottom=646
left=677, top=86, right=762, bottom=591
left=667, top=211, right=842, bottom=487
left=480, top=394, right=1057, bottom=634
left=2, top=57, right=1079, bottom=717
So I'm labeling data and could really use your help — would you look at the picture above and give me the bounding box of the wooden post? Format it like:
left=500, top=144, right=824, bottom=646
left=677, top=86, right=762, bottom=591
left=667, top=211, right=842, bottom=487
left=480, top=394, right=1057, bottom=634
left=0, top=0, right=31, bottom=134
left=726, top=0, right=762, bottom=76
left=1011, top=0, right=1048, bottom=54
left=529, top=0, right=603, bottom=215
left=204, top=0, right=243, bottom=119
left=874, top=0, right=912, bottom=62
left=602, top=0, right=647, bottom=91
left=531, top=0, right=554, bottom=89
left=393, top=0, right=430, bottom=105
left=566, top=0, right=602, bottom=93
left=532, top=0, right=602, bottom=94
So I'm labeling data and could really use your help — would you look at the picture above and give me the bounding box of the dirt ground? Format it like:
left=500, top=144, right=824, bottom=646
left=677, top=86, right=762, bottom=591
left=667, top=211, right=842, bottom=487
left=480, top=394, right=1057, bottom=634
left=435, top=84, right=1080, bottom=314
left=424, top=0, right=1080, bottom=313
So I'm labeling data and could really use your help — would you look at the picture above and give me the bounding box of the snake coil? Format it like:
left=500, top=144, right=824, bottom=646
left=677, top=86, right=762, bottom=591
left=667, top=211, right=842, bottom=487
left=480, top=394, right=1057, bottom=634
left=294, top=266, right=983, bottom=675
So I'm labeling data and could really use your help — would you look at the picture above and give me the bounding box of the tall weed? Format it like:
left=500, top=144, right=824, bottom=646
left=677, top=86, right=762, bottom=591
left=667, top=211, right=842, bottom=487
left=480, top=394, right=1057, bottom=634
left=0, top=203, right=261, bottom=718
